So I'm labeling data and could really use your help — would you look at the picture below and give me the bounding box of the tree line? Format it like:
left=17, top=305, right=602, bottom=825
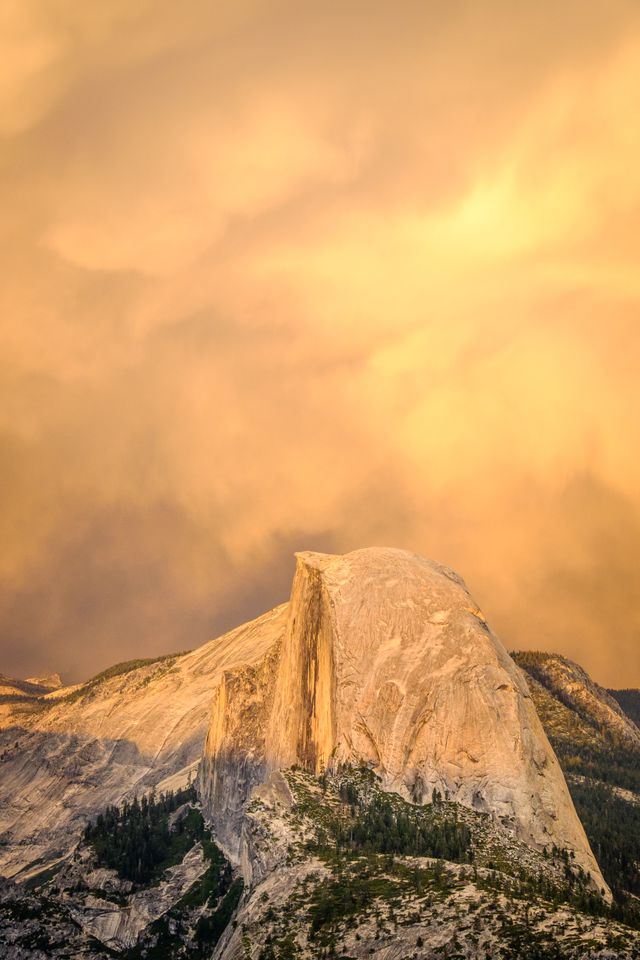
left=83, top=784, right=201, bottom=885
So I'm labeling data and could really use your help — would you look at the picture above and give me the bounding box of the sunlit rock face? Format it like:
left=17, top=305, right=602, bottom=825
left=0, top=544, right=609, bottom=899
left=519, top=651, right=640, bottom=748
left=200, top=547, right=607, bottom=894
left=0, top=604, right=288, bottom=879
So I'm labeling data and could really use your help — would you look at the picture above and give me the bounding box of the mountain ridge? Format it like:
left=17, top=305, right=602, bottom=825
left=0, top=603, right=288, bottom=879
left=200, top=547, right=606, bottom=895
left=2, top=546, right=640, bottom=958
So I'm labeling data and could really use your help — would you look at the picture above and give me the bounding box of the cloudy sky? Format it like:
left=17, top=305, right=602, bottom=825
left=1, top=0, right=639, bottom=686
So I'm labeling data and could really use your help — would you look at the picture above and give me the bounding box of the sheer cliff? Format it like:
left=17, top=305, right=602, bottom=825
left=2, top=545, right=631, bottom=958
left=199, top=547, right=607, bottom=895
left=0, top=604, right=288, bottom=879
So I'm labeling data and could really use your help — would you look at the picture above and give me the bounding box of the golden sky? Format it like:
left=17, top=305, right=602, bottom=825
left=1, top=0, right=640, bottom=686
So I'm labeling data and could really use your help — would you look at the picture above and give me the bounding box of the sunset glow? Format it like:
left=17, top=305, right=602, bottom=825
left=1, top=0, right=639, bottom=685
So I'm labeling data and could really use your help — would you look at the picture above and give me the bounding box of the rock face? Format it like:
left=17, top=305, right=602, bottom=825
left=209, top=768, right=640, bottom=960
left=62, top=843, right=209, bottom=950
left=513, top=651, right=640, bottom=748
left=0, top=603, right=287, bottom=879
left=0, top=545, right=612, bottom=909
left=200, top=547, right=607, bottom=893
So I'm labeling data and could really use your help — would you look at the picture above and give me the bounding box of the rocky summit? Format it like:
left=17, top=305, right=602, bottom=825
left=2, top=546, right=640, bottom=960
left=200, top=548, right=604, bottom=891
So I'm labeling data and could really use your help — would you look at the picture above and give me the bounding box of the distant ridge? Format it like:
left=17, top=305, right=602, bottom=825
left=609, top=688, right=640, bottom=728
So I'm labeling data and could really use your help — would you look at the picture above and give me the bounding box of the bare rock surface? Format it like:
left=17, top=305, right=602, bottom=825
left=1, top=545, right=630, bottom=956
left=63, top=843, right=208, bottom=949
left=0, top=674, right=60, bottom=699
left=0, top=604, right=288, bottom=878
left=212, top=767, right=637, bottom=960
left=201, top=547, right=607, bottom=894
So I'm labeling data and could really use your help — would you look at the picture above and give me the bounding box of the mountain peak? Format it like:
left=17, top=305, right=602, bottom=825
left=294, top=544, right=467, bottom=585
left=200, top=547, right=608, bottom=895
left=25, top=672, right=62, bottom=690
left=513, top=650, right=640, bottom=748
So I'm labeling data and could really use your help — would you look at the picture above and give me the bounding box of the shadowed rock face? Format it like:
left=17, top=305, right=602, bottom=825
left=0, top=604, right=288, bottom=878
left=200, top=547, right=608, bottom=895
left=0, top=545, right=609, bottom=900
left=198, top=644, right=281, bottom=859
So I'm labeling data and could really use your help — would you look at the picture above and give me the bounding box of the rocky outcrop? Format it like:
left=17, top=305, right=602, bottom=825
left=199, top=644, right=281, bottom=860
left=63, top=843, right=209, bottom=950
left=211, top=768, right=638, bottom=960
left=0, top=545, right=612, bottom=904
left=200, top=547, right=608, bottom=895
left=514, top=651, right=640, bottom=748
left=25, top=673, right=63, bottom=690
left=0, top=603, right=288, bottom=878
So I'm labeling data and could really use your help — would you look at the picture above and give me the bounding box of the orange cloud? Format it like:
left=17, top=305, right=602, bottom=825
left=1, top=1, right=639, bottom=687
